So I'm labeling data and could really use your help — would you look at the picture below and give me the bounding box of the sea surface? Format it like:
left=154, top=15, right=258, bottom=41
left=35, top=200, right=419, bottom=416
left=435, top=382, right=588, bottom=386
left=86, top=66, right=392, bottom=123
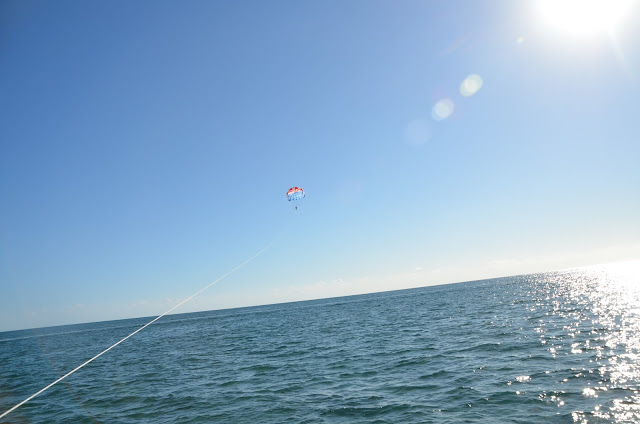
left=1, top=263, right=640, bottom=423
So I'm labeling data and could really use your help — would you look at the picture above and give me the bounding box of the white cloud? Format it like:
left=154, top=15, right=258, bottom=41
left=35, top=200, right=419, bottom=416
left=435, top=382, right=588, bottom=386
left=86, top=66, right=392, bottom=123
left=160, top=242, right=640, bottom=317
left=13, top=243, right=639, bottom=331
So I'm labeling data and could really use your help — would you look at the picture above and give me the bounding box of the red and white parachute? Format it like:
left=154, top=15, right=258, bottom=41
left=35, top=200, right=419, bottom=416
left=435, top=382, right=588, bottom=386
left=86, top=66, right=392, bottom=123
left=286, top=186, right=305, bottom=201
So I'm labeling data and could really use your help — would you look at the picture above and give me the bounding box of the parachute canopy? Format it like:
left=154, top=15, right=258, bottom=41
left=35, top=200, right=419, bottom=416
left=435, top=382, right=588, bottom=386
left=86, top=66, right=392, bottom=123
left=286, top=186, right=305, bottom=201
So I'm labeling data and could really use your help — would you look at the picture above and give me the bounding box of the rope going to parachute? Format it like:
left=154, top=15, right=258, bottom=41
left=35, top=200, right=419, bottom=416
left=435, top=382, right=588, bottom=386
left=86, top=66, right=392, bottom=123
left=0, top=242, right=272, bottom=421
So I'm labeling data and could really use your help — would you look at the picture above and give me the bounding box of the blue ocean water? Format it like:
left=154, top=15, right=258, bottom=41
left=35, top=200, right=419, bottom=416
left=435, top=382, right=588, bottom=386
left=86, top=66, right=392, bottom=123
left=1, top=264, right=640, bottom=423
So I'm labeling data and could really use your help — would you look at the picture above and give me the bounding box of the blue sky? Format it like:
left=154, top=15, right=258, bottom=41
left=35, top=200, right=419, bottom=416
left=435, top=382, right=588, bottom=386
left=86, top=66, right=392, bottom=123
left=1, top=0, right=639, bottom=331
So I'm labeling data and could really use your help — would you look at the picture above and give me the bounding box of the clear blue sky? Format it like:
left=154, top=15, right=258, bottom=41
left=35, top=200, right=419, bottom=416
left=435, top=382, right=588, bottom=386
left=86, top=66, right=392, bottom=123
left=1, top=0, right=639, bottom=331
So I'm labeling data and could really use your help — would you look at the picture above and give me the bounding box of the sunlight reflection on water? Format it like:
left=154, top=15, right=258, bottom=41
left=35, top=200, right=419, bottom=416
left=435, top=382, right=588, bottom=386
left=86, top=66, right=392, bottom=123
left=540, top=261, right=640, bottom=423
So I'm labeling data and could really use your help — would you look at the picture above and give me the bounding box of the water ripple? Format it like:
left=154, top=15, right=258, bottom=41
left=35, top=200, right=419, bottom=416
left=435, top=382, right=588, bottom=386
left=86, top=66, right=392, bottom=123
left=2, top=262, right=640, bottom=422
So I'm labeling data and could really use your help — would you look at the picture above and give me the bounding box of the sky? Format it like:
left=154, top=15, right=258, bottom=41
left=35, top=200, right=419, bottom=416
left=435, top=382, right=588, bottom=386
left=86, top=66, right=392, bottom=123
left=1, top=0, right=639, bottom=332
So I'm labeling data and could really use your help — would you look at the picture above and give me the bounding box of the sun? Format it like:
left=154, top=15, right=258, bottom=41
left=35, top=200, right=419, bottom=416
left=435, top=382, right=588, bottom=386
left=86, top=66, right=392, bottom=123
left=538, top=0, right=634, bottom=35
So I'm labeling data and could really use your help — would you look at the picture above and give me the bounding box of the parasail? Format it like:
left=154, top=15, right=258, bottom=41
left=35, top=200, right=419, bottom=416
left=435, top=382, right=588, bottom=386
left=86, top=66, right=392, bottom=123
left=286, top=186, right=305, bottom=201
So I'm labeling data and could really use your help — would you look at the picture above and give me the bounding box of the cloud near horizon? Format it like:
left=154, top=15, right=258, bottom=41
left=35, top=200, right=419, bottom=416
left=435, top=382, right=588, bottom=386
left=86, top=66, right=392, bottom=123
left=5, top=243, right=638, bottom=332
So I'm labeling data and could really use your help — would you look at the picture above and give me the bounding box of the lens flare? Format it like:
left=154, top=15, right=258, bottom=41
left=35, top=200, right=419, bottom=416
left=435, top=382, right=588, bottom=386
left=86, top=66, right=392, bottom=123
left=432, top=99, right=455, bottom=121
left=460, top=74, right=483, bottom=97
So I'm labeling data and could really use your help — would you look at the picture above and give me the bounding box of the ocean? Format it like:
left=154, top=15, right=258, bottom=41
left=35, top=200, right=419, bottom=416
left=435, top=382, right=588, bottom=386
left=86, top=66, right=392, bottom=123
left=1, top=264, right=639, bottom=423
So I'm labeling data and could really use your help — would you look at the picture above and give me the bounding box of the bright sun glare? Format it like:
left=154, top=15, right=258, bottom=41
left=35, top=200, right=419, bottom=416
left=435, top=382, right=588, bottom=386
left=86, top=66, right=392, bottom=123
left=538, top=0, right=634, bottom=35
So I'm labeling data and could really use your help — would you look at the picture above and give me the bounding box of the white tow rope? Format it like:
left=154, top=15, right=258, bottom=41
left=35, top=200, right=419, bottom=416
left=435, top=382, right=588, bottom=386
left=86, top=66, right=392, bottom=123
left=0, top=242, right=272, bottom=421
